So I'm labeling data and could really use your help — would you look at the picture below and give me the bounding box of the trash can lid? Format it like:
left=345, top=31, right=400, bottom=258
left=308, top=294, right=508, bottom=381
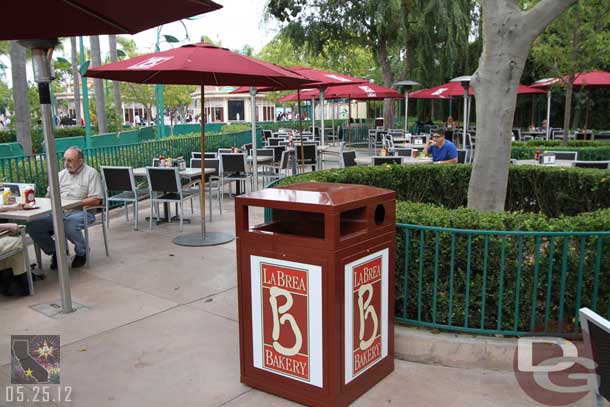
left=238, top=182, right=395, bottom=211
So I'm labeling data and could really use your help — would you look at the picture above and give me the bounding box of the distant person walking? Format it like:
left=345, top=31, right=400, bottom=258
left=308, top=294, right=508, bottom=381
left=134, top=113, right=141, bottom=126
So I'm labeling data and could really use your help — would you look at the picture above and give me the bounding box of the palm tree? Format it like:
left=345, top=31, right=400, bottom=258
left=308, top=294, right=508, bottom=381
left=69, top=37, right=82, bottom=127
left=108, top=35, right=123, bottom=129
left=89, top=35, right=107, bottom=133
left=9, top=41, right=32, bottom=154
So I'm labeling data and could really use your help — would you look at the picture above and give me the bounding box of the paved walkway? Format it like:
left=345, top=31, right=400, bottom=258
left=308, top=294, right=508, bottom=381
left=0, top=163, right=602, bottom=407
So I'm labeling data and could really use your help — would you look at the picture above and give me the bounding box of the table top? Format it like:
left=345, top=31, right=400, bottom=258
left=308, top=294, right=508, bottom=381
left=132, top=167, right=214, bottom=178
left=514, top=159, right=574, bottom=167
left=355, top=156, right=433, bottom=166
left=522, top=131, right=547, bottom=136
left=247, top=156, right=274, bottom=163
left=0, top=197, right=81, bottom=221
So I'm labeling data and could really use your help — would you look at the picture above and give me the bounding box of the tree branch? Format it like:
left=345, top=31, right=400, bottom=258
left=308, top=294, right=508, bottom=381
left=524, top=0, right=578, bottom=38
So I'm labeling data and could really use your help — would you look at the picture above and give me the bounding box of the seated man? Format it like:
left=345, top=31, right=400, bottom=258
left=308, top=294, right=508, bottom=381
left=423, top=131, right=458, bottom=164
left=0, top=203, right=30, bottom=296
left=27, top=147, right=103, bottom=269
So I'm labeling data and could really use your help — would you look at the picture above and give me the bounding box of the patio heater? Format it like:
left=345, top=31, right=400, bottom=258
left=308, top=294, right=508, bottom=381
left=393, top=80, right=420, bottom=133
left=534, top=78, right=554, bottom=140
left=451, top=75, right=472, bottom=147
left=19, top=39, right=73, bottom=313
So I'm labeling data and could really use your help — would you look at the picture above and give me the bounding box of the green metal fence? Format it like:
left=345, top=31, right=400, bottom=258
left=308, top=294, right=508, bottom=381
left=0, top=131, right=260, bottom=196
left=395, top=223, right=610, bottom=337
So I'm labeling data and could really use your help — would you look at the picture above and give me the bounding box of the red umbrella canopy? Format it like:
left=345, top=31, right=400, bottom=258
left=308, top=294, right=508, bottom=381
left=0, top=0, right=221, bottom=40
left=85, top=42, right=314, bottom=88
left=324, top=83, right=403, bottom=100
left=232, top=66, right=368, bottom=93
left=533, top=70, right=610, bottom=88
left=411, top=82, right=544, bottom=99
left=278, top=89, right=321, bottom=102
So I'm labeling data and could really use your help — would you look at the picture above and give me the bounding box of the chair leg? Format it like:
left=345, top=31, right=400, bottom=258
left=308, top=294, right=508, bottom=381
left=125, top=202, right=129, bottom=221
left=21, top=233, right=34, bottom=295
left=84, top=213, right=90, bottom=268
left=191, top=194, right=194, bottom=214
left=134, top=200, right=139, bottom=231
left=106, top=201, right=110, bottom=228
left=34, top=243, right=42, bottom=270
left=149, top=200, right=154, bottom=229
left=208, top=183, right=213, bottom=222
left=102, top=213, right=109, bottom=258
left=179, top=202, right=184, bottom=232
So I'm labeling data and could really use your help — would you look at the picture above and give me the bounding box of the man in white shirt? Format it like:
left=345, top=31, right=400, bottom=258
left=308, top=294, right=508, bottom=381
left=27, top=147, right=103, bottom=269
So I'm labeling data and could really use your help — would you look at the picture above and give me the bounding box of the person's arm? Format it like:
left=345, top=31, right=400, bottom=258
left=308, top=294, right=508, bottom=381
left=0, top=223, right=20, bottom=234
left=82, top=169, right=104, bottom=208
left=439, top=146, right=459, bottom=164
left=423, top=139, right=435, bottom=156
left=81, top=196, right=102, bottom=208
left=439, top=157, right=458, bottom=164
left=0, top=203, right=24, bottom=212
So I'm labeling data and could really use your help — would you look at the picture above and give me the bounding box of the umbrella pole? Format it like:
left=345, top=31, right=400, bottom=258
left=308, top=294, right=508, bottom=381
left=348, top=99, right=352, bottom=146
left=173, top=84, right=234, bottom=247
left=404, top=91, right=409, bottom=133
left=30, top=44, right=73, bottom=313
left=545, top=89, right=552, bottom=140
left=320, top=88, right=326, bottom=146
left=250, top=87, right=258, bottom=190
left=200, top=84, right=206, bottom=237
left=297, top=90, right=305, bottom=173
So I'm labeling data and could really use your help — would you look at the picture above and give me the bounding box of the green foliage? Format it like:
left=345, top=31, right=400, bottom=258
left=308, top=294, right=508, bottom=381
left=511, top=147, right=610, bottom=161
left=393, top=201, right=610, bottom=334
left=512, top=140, right=610, bottom=148
left=277, top=164, right=610, bottom=217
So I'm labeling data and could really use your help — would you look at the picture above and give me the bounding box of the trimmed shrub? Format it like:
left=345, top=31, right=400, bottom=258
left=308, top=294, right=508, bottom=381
left=511, top=146, right=610, bottom=161
left=277, top=164, right=610, bottom=217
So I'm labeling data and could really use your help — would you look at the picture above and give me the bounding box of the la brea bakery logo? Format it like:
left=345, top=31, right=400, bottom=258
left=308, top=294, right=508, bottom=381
left=261, top=264, right=310, bottom=381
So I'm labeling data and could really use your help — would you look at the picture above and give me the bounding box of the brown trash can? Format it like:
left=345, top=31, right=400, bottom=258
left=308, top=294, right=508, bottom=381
left=235, top=182, right=396, bottom=407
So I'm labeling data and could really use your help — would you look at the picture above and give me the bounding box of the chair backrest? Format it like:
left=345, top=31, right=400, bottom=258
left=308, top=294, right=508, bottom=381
left=204, top=158, right=220, bottom=179
left=204, top=152, right=217, bottom=159
left=394, top=148, right=412, bottom=157
left=382, top=134, right=394, bottom=150
left=296, top=144, right=317, bottom=162
left=190, top=158, right=202, bottom=169
left=572, top=161, right=610, bottom=169
left=152, top=158, right=162, bottom=167
left=192, top=152, right=202, bottom=159
left=218, top=148, right=233, bottom=155
left=522, top=135, right=533, bottom=142
left=271, top=145, right=286, bottom=163
left=243, top=143, right=253, bottom=155
left=279, top=150, right=291, bottom=170
left=372, top=156, right=402, bottom=166
left=341, top=151, right=357, bottom=168
left=511, top=128, right=521, bottom=141
left=220, top=153, right=247, bottom=175
left=256, top=148, right=274, bottom=157
left=545, top=150, right=578, bottom=161
left=101, top=166, right=135, bottom=193
left=263, top=129, right=273, bottom=140
left=267, top=138, right=281, bottom=146
left=579, top=307, right=610, bottom=404
left=1, top=182, right=32, bottom=195
left=457, top=149, right=467, bottom=164
left=146, top=167, right=180, bottom=193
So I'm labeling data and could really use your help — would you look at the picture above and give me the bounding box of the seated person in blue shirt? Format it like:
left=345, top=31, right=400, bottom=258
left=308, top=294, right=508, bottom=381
left=423, top=131, right=458, bottom=163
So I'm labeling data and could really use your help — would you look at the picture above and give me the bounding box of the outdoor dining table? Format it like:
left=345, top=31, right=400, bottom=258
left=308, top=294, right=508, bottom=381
left=132, top=167, right=215, bottom=224
left=355, top=156, right=434, bottom=166
left=513, top=159, right=575, bottom=167
left=0, top=197, right=81, bottom=222
left=247, top=156, right=274, bottom=164
left=522, top=131, right=547, bottom=138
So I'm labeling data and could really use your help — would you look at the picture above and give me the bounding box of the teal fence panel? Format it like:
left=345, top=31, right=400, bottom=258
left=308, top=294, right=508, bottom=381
left=395, top=224, right=610, bottom=337
left=171, top=124, right=201, bottom=136
left=55, top=136, right=86, bottom=153
left=91, top=133, right=119, bottom=148
left=118, top=130, right=140, bottom=145
left=0, top=143, right=24, bottom=159
left=138, top=126, right=155, bottom=141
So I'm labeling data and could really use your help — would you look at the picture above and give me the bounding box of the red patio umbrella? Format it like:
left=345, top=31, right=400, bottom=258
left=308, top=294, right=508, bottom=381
left=0, top=0, right=222, bottom=40
left=234, top=67, right=367, bottom=145
left=85, top=42, right=314, bottom=247
left=0, top=1, right=222, bottom=313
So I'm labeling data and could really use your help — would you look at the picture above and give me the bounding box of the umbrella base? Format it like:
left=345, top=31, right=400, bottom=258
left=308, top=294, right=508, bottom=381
left=173, top=232, right=234, bottom=247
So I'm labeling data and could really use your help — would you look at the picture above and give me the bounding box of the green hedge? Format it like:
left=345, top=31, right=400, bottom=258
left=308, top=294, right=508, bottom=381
left=511, top=147, right=610, bottom=161
left=394, top=202, right=610, bottom=334
left=513, top=140, right=610, bottom=148
left=277, top=164, right=610, bottom=218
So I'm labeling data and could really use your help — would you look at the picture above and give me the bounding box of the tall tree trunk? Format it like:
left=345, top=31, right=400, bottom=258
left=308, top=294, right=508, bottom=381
left=108, top=35, right=123, bottom=130
left=70, top=37, right=82, bottom=127
left=562, top=76, right=575, bottom=146
left=376, top=44, right=395, bottom=129
left=89, top=35, right=107, bottom=133
left=468, top=0, right=578, bottom=212
left=10, top=41, right=31, bottom=155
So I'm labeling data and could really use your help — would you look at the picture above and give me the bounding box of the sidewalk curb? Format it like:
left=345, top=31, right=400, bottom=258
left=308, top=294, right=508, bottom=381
left=394, top=325, right=517, bottom=371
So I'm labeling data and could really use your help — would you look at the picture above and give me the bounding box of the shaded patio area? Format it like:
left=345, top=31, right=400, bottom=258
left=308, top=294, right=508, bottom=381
left=0, top=168, right=599, bottom=407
